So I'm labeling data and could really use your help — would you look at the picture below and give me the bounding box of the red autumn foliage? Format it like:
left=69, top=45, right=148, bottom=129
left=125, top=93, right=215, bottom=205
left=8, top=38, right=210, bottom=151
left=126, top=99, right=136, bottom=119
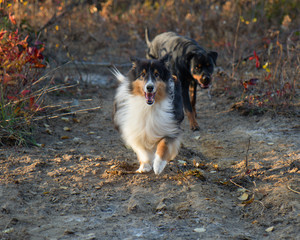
left=0, top=29, right=46, bottom=111
left=9, top=13, right=17, bottom=25
left=249, top=51, right=260, bottom=69
left=243, top=78, right=259, bottom=90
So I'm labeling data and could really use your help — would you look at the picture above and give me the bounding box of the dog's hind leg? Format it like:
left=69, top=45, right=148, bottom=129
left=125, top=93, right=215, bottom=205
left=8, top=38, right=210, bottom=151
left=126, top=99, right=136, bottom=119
left=153, top=138, right=181, bottom=175
left=134, top=147, right=153, bottom=173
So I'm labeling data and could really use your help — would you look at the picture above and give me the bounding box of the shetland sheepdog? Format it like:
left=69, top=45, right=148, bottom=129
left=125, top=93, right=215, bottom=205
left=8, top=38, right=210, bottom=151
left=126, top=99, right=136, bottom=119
left=111, top=56, right=184, bottom=174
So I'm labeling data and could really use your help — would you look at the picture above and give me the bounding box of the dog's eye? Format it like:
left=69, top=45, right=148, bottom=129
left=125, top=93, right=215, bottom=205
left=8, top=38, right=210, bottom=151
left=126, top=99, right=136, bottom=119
left=153, top=70, right=160, bottom=78
left=140, top=72, right=146, bottom=78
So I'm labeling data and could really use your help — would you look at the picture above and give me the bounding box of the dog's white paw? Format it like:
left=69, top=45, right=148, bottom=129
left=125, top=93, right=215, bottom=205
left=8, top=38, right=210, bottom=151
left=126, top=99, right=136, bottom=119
left=136, top=163, right=152, bottom=173
left=153, top=156, right=167, bottom=175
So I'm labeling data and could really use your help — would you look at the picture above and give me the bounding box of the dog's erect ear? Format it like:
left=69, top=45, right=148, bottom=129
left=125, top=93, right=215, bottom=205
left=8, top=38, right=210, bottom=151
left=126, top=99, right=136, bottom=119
left=208, top=51, right=218, bottom=66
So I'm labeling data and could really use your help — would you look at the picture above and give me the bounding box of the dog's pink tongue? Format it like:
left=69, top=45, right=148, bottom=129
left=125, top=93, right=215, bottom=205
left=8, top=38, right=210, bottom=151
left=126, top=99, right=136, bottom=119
left=145, top=93, right=155, bottom=105
left=200, top=83, right=209, bottom=89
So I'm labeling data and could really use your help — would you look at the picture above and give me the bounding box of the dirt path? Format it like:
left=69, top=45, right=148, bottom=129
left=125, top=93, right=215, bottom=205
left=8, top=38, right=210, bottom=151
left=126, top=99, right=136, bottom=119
left=0, top=81, right=299, bottom=240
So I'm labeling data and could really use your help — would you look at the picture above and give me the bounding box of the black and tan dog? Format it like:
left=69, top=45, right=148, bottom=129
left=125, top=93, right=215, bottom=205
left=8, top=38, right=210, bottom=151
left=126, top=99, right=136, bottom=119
left=145, top=30, right=218, bottom=131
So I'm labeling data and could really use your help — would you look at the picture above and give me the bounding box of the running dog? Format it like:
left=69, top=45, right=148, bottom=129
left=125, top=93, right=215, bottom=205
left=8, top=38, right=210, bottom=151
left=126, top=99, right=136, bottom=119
left=145, top=30, right=218, bottom=131
left=111, top=56, right=184, bottom=175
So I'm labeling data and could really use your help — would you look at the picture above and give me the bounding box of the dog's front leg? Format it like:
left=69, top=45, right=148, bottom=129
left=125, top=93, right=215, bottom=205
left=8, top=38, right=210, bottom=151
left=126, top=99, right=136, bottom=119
left=133, top=147, right=153, bottom=173
left=189, top=81, right=197, bottom=118
left=153, top=138, right=180, bottom=175
left=182, top=83, right=200, bottom=131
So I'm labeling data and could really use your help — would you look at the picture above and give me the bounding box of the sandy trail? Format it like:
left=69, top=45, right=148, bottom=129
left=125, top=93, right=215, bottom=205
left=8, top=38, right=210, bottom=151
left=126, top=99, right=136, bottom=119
left=0, top=83, right=299, bottom=240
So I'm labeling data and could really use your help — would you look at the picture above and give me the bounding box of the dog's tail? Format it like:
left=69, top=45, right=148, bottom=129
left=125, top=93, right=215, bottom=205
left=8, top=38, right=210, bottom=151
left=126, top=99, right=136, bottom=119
left=145, top=27, right=151, bottom=47
left=109, top=65, right=127, bottom=83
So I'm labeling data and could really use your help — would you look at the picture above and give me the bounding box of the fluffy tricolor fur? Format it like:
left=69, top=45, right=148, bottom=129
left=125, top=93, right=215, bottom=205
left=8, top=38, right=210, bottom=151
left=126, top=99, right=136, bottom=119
left=112, top=57, right=184, bottom=174
left=145, top=30, right=218, bottom=131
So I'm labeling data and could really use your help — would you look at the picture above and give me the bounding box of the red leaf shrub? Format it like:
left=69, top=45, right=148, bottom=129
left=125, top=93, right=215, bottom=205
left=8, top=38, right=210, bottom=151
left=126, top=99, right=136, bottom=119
left=0, top=29, right=45, bottom=110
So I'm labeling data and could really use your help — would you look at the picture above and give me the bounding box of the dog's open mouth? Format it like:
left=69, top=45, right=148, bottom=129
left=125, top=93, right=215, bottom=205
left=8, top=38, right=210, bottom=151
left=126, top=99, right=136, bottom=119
left=145, top=92, right=156, bottom=105
left=199, top=83, right=210, bottom=89
left=193, top=74, right=211, bottom=89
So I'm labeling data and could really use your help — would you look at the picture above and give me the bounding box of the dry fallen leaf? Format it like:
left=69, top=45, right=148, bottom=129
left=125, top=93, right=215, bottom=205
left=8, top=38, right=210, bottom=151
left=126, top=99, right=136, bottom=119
left=213, top=164, right=219, bottom=170
left=61, top=117, right=69, bottom=122
left=178, top=160, right=187, bottom=165
left=72, top=118, right=80, bottom=123
left=219, top=180, right=230, bottom=185
left=238, top=192, right=249, bottom=201
left=193, top=159, right=206, bottom=168
left=46, top=128, right=52, bottom=134
left=265, top=226, right=274, bottom=232
left=2, top=228, right=14, bottom=234
left=156, top=202, right=166, bottom=211
left=237, top=203, right=246, bottom=207
left=73, top=137, right=82, bottom=143
left=61, top=136, right=69, bottom=140
left=36, top=143, right=45, bottom=147
left=185, top=169, right=206, bottom=181
left=242, top=195, right=255, bottom=205
left=237, top=188, right=246, bottom=193
left=193, top=227, right=206, bottom=233
left=63, top=127, right=71, bottom=131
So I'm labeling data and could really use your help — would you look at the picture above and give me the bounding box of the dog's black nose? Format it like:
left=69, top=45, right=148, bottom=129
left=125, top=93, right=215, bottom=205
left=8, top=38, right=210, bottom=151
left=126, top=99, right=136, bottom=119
left=146, top=85, right=154, bottom=92
left=202, top=75, right=211, bottom=85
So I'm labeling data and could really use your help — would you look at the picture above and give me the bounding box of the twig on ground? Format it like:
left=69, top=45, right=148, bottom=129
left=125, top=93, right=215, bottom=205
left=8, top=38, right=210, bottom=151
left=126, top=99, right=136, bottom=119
left=39, top=99, right=93, bottom=111
left=229, top=179, right=251, bottom=192
left=33, top=106, right=101, bottom=121
left=72, top=60, right=132, bottom=68
left=287, top=185, right=300, bottom=194
left=32, top=62, right=71, bottom=86
left=245, top=136, right=251, bottom=171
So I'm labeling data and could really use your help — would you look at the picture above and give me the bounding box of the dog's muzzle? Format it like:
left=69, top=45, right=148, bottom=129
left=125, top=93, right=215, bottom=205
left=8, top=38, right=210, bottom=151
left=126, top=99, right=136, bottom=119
left=145, top=84, right=156, bottom=105
left=200, top=75, right=211, bottom=89
left=193, top=74, right=211, bottom=89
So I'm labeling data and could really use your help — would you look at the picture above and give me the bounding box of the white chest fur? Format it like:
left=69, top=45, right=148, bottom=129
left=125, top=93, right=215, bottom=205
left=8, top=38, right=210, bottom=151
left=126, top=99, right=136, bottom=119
left=115, top=91, right=179, bottom=150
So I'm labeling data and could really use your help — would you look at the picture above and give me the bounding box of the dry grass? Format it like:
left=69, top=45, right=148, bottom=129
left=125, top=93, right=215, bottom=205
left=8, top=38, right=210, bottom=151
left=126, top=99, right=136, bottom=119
left=23, top=1, right=299, bottom=114
left=1, top=0, right=299, bottom=145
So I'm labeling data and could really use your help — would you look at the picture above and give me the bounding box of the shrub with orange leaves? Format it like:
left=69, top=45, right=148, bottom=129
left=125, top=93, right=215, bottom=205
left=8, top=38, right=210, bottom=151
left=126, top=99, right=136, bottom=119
left=0, top=29, right=46, bottom=145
